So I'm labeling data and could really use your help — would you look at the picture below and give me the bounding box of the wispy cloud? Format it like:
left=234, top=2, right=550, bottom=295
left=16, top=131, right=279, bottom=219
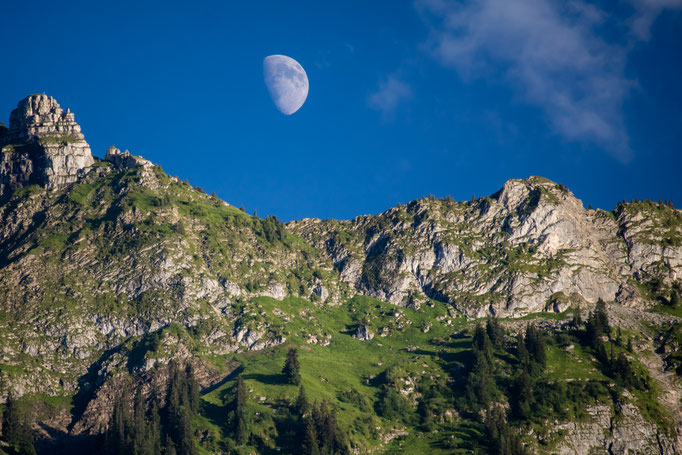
left=368, top=75, right=413, bottom=119
left=628, top=0, right=682, bottom=39
left=416, top=0, right=681, bottom=162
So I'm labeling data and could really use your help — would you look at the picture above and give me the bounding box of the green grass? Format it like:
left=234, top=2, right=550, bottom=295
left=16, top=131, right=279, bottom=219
left=195, top=295, right=474, bottom=453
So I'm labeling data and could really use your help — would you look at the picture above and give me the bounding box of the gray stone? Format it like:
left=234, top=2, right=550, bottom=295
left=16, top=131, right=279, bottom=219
left=105, top=146, right=152, bottom=169
left=353, top=325, right=374, bottom=341
left=0, top=94, right=94, bottom=196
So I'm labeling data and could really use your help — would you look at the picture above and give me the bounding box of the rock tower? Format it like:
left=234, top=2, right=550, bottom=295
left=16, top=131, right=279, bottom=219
left=0, top=94, right=94, bottom=196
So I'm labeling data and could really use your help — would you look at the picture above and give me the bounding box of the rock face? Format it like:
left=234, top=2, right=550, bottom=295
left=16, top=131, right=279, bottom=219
left=0, top=94, right=94, bottom=196
left=291, top=177, right=682, bottom=317
left=553, top=398, right=679, bottom=455
left=105, top=146, right=152, bottom=169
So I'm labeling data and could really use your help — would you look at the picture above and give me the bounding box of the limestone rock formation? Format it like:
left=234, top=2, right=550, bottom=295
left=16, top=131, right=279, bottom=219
left=0, top=94, right=94, bottom=196
left=105, top=146, right=152, bottom=169
left=291, top=177, right=682, bottom=317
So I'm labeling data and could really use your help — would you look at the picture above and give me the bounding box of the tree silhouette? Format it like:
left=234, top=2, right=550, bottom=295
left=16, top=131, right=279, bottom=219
left=283, top=348, right=302, bottom=385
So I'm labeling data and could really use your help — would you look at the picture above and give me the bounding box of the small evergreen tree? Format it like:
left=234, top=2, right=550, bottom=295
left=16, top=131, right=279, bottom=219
left=283, top=348, right=302, bottom=385
left=525, top=323, right=546, bottom=372
left=472, top=324, right=494, bottom=368
left=302, top=416, right=320, bottom=455
left=185, top=364, right=200, bottom=414
left=515, top=332, right=530, bottom=369
left=2, top=394, right=35, bottom=455
left=486, top=317, right=505, bottom=349
left=233, top=375, right=248, bottom=444
left=511, top=369, right=532, bottom=420
left=594, top=299, right=611, bottom=336
left=296, top=385, right=311, bottom=416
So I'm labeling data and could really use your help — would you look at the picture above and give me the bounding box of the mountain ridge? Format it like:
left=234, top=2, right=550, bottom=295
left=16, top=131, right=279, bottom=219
left=1, top=94, right=681, bottom=454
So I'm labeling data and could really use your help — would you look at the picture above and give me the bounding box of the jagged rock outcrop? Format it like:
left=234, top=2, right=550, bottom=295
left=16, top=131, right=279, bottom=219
left=552, top=398, right=679, bottom=454
left=0, top=94, right=94, bottom=196
left=291, top=177, right=682, bottom=317
left=105, top=146, right=152, bottom=169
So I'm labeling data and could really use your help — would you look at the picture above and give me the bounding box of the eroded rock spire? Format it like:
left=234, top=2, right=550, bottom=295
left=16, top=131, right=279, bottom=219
left=0, top=94, right=94, bottom=196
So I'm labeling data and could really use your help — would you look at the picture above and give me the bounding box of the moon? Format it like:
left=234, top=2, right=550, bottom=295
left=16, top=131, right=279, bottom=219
left=263, top=55, right=309, bottom=115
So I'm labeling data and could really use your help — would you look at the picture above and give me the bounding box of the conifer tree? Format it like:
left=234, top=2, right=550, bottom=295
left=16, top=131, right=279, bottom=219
left=472, top=324, right=494, bottom=368
left=2, top=394, right=35, bottom=455
left=233, top=375, right=248, bottom=444
left=486, top=317, right=505, bottom=349
left=105, top=394, right=131, bottom=455
left=302, top=416, right=320, bottom=455
left=283, top=347, right=302, bottom=385
left=132, top=391, right=148, bottom=455
left=515, top=332, right=530, bottom=369
left=185, top=364, right=200, bottom=414
left=594, top=299, right=611, bottom=336
left=525, top=323, right=546, bottom=371
left=3, top=394, right=24, bottom=447
left=511, top=369, right=532, bottom=420
left=296, top=385, right=311, bottom=416
left=165, top=362, right=197, bottom=455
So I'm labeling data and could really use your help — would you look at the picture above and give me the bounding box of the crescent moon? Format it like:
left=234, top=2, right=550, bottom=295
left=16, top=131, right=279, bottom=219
left=263, top=55, right=309, bottom=115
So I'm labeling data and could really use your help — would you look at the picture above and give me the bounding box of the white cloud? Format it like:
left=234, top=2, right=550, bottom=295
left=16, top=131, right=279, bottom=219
left=415, top=0, right=681, bottom=161
left=368, top=75, right=414, bottom=118
left=627, top=0, right=682, bottom=39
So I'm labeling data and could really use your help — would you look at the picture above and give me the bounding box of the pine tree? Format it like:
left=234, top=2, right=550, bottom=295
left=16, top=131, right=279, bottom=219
left=164, top=362, right=197, bottom=455
left=143, top=398, right=162, bottom=455
left=472, top=324, right=494, bottom=368
left=132, top=391, right=147, bottom=455
left=670, top=290, right=681, bottom=308
left=2, top=395, right=35, bottom=455
left=511, top=369, right=532, bottom=420
left=525, top=323, right=546, bottom=371
left=233, top=375, right=248, bottom=444
left=317, top=400, right=337, bottom=453
left=486, top=317, right=505, bottom=349
left=595, top=299, right=611, bottom=337
left=296, top=385, right=311, bottom=417
left=185, top=364, right=200, bottom=414
left=283, top=347, right=302, bottom=385
left=3, top=394, right=24, bottom=447
left=175, top=407, right=196, bottom=455
left=585, top=311, right=601, bottom=347
left=105, top=394, right=131, bottom=455
left=302, top=416, right=320, bottom=455
left=515, top=332, right=530, bottom=368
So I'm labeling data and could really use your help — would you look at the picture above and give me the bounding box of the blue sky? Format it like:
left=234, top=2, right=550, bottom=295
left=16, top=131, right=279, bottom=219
left=1, top=0, right=680, bottom=221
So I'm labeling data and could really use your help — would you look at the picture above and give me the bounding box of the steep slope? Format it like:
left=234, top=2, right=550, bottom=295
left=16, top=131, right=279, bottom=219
left=291, top=177, right=682, bottom=317
left=0, top=94, right=681, bottom=455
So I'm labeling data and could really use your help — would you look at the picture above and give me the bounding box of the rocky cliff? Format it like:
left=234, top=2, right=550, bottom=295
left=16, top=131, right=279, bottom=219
left=0, top=94, right=94, bottom=196
left=0, top=95, right=680, bottom=455
left=291, top=178, right=682, bottom=317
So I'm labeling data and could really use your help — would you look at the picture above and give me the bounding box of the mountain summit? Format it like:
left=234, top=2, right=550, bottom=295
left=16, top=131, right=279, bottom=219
left=0, top=95, right=681, bottom=454
left=0, top=94, right=93, bottom=196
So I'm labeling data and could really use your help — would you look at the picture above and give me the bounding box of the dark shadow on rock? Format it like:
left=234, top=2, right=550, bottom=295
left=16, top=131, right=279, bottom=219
left=35, top=424, right=99, bottom=455
left=68, top=345, right=121, bottom=432
left=202, top=364, right=243, bottom=396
